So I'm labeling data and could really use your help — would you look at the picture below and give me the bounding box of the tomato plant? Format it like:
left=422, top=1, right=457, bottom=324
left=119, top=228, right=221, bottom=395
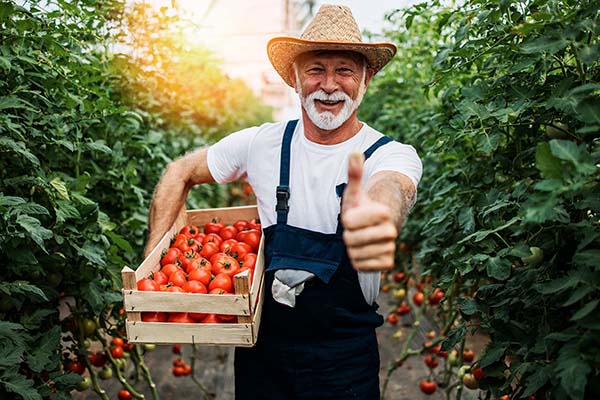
left=364, top=1, right=600, bottom=399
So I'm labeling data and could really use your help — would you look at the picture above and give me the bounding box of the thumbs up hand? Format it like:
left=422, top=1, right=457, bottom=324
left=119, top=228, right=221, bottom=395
left=341, top=152, right=398, bottom=271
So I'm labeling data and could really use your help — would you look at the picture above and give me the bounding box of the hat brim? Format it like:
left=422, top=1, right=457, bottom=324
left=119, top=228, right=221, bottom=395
left=267, top=37, right=397, bottom=87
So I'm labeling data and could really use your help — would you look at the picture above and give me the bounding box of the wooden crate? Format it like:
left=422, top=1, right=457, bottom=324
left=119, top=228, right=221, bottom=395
left=121, top=205, right=264, bottom=347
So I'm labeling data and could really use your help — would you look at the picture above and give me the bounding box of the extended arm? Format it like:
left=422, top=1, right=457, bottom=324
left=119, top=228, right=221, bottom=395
left=341, top=153, right=416, bottom=271
left=144, top=148, right=215, bottom=256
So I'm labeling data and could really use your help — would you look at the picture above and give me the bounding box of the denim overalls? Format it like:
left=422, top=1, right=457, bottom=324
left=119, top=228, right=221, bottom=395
left=235, top=120, right=393, bottom=400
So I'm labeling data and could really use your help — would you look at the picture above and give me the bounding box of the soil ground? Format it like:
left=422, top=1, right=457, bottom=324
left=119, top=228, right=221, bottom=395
left=78, top=292, right=488, bottom=400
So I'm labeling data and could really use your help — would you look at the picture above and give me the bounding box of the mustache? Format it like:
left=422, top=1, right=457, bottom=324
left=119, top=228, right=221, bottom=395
left=307, top=90, right=351, bottom=102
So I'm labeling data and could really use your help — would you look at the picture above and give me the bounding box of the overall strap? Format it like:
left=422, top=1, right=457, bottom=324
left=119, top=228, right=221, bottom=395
left=335, top=135, right=394, bottom=234
left=276, top=120, right=299, bottom=224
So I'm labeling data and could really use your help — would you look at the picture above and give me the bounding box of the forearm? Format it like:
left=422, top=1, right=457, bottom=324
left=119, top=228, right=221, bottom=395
left=364, top=171, right=415, bottom=230
left=144, top=148, right=213, bottom=256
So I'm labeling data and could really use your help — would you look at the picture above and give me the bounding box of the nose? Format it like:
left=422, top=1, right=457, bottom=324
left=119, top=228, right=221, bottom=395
left=320, top=71, right=339, bottom=94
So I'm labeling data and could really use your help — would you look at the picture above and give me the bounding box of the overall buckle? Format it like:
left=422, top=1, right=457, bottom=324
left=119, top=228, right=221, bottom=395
left=276, top=185, right=290, bottom=211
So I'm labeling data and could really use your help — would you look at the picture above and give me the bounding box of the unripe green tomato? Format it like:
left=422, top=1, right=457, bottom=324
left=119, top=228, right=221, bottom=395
left=76, top=376, right=91, bottom=391
left=144, top=343, right=156, bottom=352
left=114, top=358, right=126, bottom=371
left=545, top=122, right=569, bottom=139
left=99, top=367, right=113, bottom=380
left=463, top=373, right=479, bottom=390
left=47, top=271, right=63, bottom=287
left=458, top=365, right=470, bottom=379
left=122, top=350, right=131, bottom=359
left=83, top=339, right=92, bottom=349
left=447, top=350, right=459, bottom=367
left=81, top=318, right=97, bottom=337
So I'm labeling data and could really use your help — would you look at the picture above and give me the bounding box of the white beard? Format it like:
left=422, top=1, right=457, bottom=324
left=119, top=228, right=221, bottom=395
left=296, top=67, right=367, bottom=131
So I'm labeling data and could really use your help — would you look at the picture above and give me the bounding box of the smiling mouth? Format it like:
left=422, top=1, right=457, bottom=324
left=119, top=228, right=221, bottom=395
left=316, top=99, right=344, bottom=106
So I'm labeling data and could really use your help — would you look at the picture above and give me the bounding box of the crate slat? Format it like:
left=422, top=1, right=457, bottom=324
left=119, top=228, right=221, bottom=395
left=123, top=290, right=251, bottom=315
left=125, top=321, right=256, bottom=346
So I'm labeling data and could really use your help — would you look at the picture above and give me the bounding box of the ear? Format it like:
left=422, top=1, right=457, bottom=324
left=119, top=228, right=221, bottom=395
left=364, top=67, right=376, bottom=87
left=288, top=65, right=300, bottom=94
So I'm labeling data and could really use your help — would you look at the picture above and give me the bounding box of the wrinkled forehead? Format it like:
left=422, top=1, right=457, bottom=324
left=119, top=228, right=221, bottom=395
left=295, top=50, right=366, bottom=67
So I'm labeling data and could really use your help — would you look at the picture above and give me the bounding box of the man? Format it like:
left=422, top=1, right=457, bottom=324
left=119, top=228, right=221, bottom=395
left=145, top=4, right=422, bottom=399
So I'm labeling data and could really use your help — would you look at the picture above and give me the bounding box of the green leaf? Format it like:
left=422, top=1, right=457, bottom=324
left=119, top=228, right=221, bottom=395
left=535, top=271, right=585, bottom=294
left=72, top=241, right=106, bottom=266
left=49, top=177, right=70, bottom=201
left=563, top=286, right=594, bottom=307
left=106, top=231, right=134, bottom=253
left=441, top=323, right=466, bottom=351
left=20, top=309, right=56, bottom=330
left=16, top=202, right=49, bottom=216
left=556, top=342, right=591, bottom=399
left=458, top=207, right=475, bottom=233
left=459, top=216, right=521, bottom=244
left=479, top=342, right=507, bottom=368
left=84, top=140, right=112, bottom=154
left=27, top=326, right=61, bottom=372
left=16, top=214, right=53, bottom=251
left=0, top=195, right=26, bottom=207
left=573, top=250, right=600, bottom=268
left=521, top=36, right=569, bottom=54
left=458, top=298, right=479, bottom=315
left=522, top=364, right=553, bottom=397
left=54, top=200, right=80, bottom=224
left=0, top=137, right=40, bottom=167
left=571, top=299, right=599, bottom=321
left=535, top=142, right=563, bottom=179
left=0, top=281, right=48, bottom=302
left=486, top=256, right=511, bottom=280
left=0, top=369, right=42, bottom=400
left=0, top=321, right=27, bottom=368
left=549, top=140, right=596, bottom=175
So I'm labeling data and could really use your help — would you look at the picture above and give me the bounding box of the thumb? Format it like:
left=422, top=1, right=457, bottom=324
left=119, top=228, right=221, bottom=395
left=343, top=152, right=365, bottom=209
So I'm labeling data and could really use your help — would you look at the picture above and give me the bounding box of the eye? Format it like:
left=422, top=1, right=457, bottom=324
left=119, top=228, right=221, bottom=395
left=337, top=68, right=354, bottom=75
left=306, top=67, right=324, bottom=74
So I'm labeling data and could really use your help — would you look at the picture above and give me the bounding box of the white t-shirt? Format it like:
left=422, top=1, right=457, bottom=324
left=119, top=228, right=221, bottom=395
left=207, top=119, right=423, bottom=304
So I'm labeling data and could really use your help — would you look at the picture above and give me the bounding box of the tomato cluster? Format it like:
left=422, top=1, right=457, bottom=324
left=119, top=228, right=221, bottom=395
left=137, top=218, right=261, bottom=324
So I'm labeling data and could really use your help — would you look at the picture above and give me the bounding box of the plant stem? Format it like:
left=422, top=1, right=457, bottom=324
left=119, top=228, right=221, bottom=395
left=133, top=345, right=160, bottom=400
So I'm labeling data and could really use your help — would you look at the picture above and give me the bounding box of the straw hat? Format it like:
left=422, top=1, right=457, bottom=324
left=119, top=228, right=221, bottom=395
left=267, top=4, right=397, bottom=87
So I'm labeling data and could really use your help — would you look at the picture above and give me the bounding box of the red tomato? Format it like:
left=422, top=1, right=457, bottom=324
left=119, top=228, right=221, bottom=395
left=188, top=268, right=212, bottom=287
left=472, top=367, right=484, bottom=380
left=230, top=242, right=252, bottom=260
left=185, top=257, right=211, bottom=274
left=424, top=354, right=439, bottom=369
left=167, top=286, right=185, bottom=293
left=201, top=314, right=221, bottom=323
left=111, top=337, right=124, bottom=347
left=169, top=270, right=187, bottom=288
left=241, top=253, right=257, bottom=269
left=220, top=238, right=238, bottom=254
left=168, top=312, right=195, bottom=323
left=387, top=313, right=399, bottom=325
left=397, top=302, right=411, bottom=315
left=172, top=234, right=193, bottom=253
left=429, top=288, right=444, bottom=305
left=419, top=380, right=437, bottom=395
left=88, top=352, right=107, bottom=367
left=212, top=254, right=241, bottom=278
left=118, top=389, right=133, bottom=400
left=142, top=312, right=168, bottom=322
left=160, top=248, right=180, bottom=266
left=137, top=278, right=159, bottom=291
left=179, top=224, right=200, bottom=238
left=219, top=226, right=238, bottom=240
left=218, top=314, right=237, bottom=323
left=177, top=250, right=198, bottom=270
left=66, top=359, right=85, bottom=374
left=110, top=346, right=124, bottom=359
left=151, top=271, right=168, bottom=286
left=209, top=274, right=232, bottom=293
left=248, top=218, right=261, bottom=231
left=199, top=241, right=219, bottom=259
left=203, top=233, right=223, bottom=247
left=233, top=220, right=248, bottom=231
left=463, top=349, right=475, bottom=363
left=161, top=263, right=182, bottom=278
left=204, top=221, right=225, bottom=235
left=236, top=229, right=261, bottom=252
left=182, top=280, right=207, bottom=294
left=173, top=366, right=185, bottom=376
left=413, top=291, right=424, bottom=307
